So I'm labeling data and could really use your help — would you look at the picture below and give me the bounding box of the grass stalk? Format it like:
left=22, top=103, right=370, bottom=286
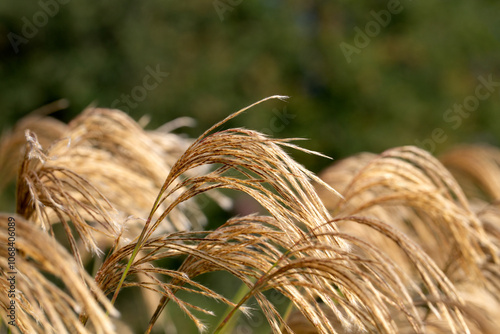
left=216, top=281, right=251, bottom=334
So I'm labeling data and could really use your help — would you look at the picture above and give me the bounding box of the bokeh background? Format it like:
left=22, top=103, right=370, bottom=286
left=2, top=1, right=500, bottom=172
left=1, top=1, right=500, bottom=333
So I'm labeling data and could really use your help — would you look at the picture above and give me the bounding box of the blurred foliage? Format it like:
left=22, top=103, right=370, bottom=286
left=1, top=1, right=500, bottom=333
left=1, top=1, right=500, bottom=172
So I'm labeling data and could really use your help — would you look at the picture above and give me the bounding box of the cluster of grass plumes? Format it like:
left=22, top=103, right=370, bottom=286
left=318, top=145, right=500, bottom=333
left=0, top=96, right=498, bottom=333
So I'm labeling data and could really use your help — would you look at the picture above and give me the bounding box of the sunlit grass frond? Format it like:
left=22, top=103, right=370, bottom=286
left=319, top=145, right=500, bottom=333
left=37, top=107, right=220, bottom=234
left=0, top=214, right=118, bottom=334
left=320, top=146, right=498, bottom=280
left=10, top=107, right=227, bottom=263
left=16, top=130, right=121, bottom=262
left=96, top=98, right=472, bottom=333
left=4, top=97, right=499, bottom=333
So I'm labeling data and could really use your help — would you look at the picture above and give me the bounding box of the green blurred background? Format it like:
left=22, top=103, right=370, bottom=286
left=1, top=1, right=500, bottom=332
left=2, top=1, right=499, bottom=172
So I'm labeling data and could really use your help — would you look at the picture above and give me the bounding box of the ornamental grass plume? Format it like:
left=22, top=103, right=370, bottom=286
left=318, top=145, right=500, bottom=332
left=0, top=214, right=118, bottom=334
left=0, top=97, right=485, bottom=333
left=6, top=106, right=226, bottom=262
left=439, top=144, right=500, bottom=201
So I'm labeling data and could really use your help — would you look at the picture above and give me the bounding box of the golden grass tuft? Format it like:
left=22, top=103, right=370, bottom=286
left=0, top=214, right=117, bottom=334
left=1, top=97, right=499, bottom=333
left=318, top=145, right=500, bottom=333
